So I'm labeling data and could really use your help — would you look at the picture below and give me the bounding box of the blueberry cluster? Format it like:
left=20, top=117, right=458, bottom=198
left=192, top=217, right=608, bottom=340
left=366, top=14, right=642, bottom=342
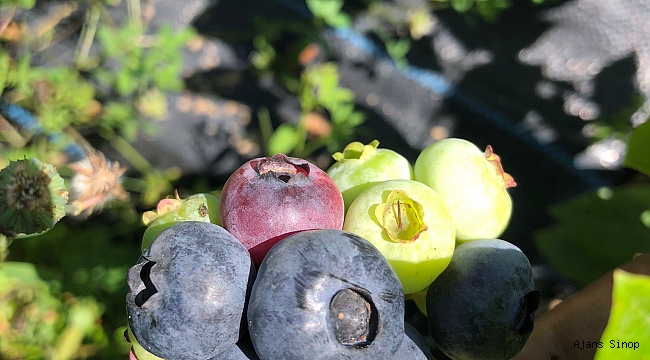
left=126, top=222, right=431, bottom=360
left=126, top=142, right=540, bottom=360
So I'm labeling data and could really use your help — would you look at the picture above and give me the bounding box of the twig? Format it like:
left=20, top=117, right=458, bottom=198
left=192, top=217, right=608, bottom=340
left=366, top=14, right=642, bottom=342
left=127, top=0, right=142, bottom=28
left=73, top=3, right=102, bottom=67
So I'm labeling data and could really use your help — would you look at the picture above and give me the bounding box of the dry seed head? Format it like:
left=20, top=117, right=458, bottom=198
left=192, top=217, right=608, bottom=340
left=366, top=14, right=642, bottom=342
left=0, top=158, right=68, bottom=235
left=68, top=150, right=128, bottom=217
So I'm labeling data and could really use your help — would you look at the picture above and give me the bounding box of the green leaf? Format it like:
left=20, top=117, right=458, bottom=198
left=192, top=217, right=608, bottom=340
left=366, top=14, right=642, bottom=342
left=267, top=124, right=299, bottom=155
left=9, top=56, right=34, bottom=96
left=326, top=13, right=352, bottom=28
left=0, top=0, right=36, bottom=9
left=451, top=0, right=475, bottom=12
left=0, top=52, right=10, bottom=93
left=319, top=88, right=354, bottom=110
left=535, top=185, right=650, bottom=286
left=306, top=0, right=344, bottom=19
left=346, top=111, right=365, bottom=127
left=386, top=39, right=411, bottom=62
left=594, top=270, right=650, bottom=360
left=96, top=26, right=122, bottom=58
left=120, top=118, right=139, bottom=142
left=535, top=225, right=615, bottom=286
left=115, top=68, right=138, bottom=96
left=92, top=67, right=113, bottom=87
left=475, top=0, right=507, bottom=22
left=0, top=261, right=43, bottom=285
left=153, top=65, right=184, bottom=91
left=624, top=120, right=650, bottom=176
left=641, top=210, right=650, bottom=228
left=101, top=102, right=133, bottom=128
left=20, top=0, right=36, bottom=9
left=329, top=103, right=355, bottom=124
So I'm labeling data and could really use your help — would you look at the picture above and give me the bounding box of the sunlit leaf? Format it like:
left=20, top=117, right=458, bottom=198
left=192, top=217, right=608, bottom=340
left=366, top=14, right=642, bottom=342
left=594, top=270, right=650, bottom=360
left=451, top=0, right=475, bottom=12
left=0, top=261, right=42, bottom=284
left=624, top=120, right=650, bottom=176
left=0, top=52, right=10, bottom=92
left=306, top=0, right=344, bottom=19
left=386, top=39, right=411, bottom=63
left=326, top=13, right=352, bottom=28
left=267, top=124, right=299, bottom=155
left=115, top=69, right=138, bottom=96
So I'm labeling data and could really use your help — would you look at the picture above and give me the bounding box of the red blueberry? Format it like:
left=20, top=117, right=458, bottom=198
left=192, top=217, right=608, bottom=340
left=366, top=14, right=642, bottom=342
left=220, top=154, right=344, bottom=264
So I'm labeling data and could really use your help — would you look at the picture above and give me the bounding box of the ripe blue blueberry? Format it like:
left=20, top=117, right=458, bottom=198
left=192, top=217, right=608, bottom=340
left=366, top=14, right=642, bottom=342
left=390, top=323, right=433, bottom=359
left=426, top=239, right=540, bottom=360
left=247, top=229, right=405, bottom=360
left=208, top=343, right=260, bottom=360
left=126, top=221, right=256, bottom=360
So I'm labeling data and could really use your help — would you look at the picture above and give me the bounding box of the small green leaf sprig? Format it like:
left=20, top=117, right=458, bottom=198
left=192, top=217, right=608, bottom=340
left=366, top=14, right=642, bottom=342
left=264, top=62, right=365, bottom=158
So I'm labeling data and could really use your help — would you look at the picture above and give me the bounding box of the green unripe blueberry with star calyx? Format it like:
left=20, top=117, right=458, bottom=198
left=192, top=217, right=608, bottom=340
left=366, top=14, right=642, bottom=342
left=327, top=140, right=413, bottom=213
left=414, top=138, right=516, bottom=242
left=343, top=179, right=455, bottom=294
left=140, top=192, right=220, bottom=252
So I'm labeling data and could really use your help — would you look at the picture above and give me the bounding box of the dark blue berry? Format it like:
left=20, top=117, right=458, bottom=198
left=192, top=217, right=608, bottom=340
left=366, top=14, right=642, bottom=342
left=247, top=229, right=405, bottom=360
left=426, top=239, right=540, bottom=360
left=126, top=221, right=255, bottom=360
